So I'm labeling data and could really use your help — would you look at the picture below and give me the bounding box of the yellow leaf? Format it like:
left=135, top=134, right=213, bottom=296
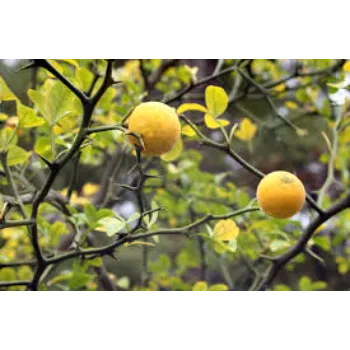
left=209, top=284, right=229, bottom=291
left=0, top=76, right=18, bottom=102
left=343, top=61, right=350, bottom=72
left=47, top=60, right=64, bottom=78
left=235, top=118, right=258, bottom=141
left=192, top=281, right=208, bottom=291
left=177, top=103, right=207, bottom=115
left=274, top=83, right=286, bottom=93
left=285, top=101, right=298, bottom=110
left=124, top=241, right=155, bottom=247
left=56, top=59, right=79, bottom=68
left=213, top=219, right=240, bottom=241
left=314, top=223, right=327, bottom=234
left=82, top=183, right=100, bottom=197
left=205, top=85, right=229, bottom=118
left=181, top=125, right=196, bottom=137
left=204, top=114, right=230, bottom=129
left=0, top=113, right=8, bottom=121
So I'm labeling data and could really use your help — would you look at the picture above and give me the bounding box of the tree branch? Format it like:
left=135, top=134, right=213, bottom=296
left=34, top=59, right=88, bottom=103
left=45, top=207, right=260, bottom=266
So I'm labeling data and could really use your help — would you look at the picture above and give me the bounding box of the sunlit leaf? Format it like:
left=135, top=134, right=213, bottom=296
left=343, top=61, right=350, bottom=72
left=97, top=217, right=126, bottom=237
left=235, top=118, right=257, bottom=141
left=192, top=281, right=208, bottom=291
left=17, top=266, right=33, bottom=280
left=7, top=145, right=30, bottom=166
left=177, top=103, right=207, bottom=115
left=274, top=83, right=286, bottom=92
left=0, top=127, right=17, bottom=151
left=0, top=76, right=18, bottom=102
left=285, top=101, right=298, bottom=110
left=17, top=102, right=45, bottom=128
left=312, top=281, right=327, bottom=290
left=82, top=183, right=100, bottom=197
left=298, top=276, right=312, bottom=291
left=0, top=113, right=8, bottom=121
left=47, top=60, right=64, bottom=75
left=57, top=59, right=79, bottom=68
left=213, top=219, right=240, bottom=241
left=117, top=276, right=130, bottom=289
left=274, top=284, right=291, bottom=291
left=208, top=284, right=229, bottom=291
left=205, top=85, right=229, bottom=118
left=181, top=125, right=196, bottom=137
left=204, top=114, right=229, bottom=129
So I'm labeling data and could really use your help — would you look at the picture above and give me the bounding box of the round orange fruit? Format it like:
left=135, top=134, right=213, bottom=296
left=256, top=171, right=306, bottom=219
left=127, top=102, right=181, bottom=156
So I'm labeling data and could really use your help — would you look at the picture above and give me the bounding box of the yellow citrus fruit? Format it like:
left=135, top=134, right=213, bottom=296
left=256, top=171, right=306, bottom=219
left=127, top=102, right=181, bottom=156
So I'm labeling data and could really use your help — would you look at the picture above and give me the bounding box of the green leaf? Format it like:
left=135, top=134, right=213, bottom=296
left=320, top=99, right=332, bottom=117
left=149, top=254, right=171, bottom=274
left=209, top=284, right=229, bottom=291
left=17, top=266, right=33, bottom=280
left=117, top=276, right=130, bottom=289
left=205, top=85, right=228, bottom=118
left=69, top=261, right=93, bottom=291
left=96, top=208, right=115, bottom=220
left=192, top=281, right=208, bottom=291
left=274, top=284, right=291, bottom=291
left=161, top=137, right=183, bottom=162
left=17, top=102, right=45, bottom=128
left=75, top=67, right=94, bottom=91
left=28, top=80, right=76, bottom=126
left=0, top=268, right=17, bottom=281
left=57, top=59, right=79, bottom=68
left=7, top=145, right=30, bottom=166
left=298, top=276, right=312, bottom=291
left=127, top=212, right=141, bottom=223
left=88, top=257, right=103, bottom=267
left=84, top=203, right=97, bottom=224
left=0, top=76, right=18, bottom=101
left=49, top=222, right=69, bottom=246
left=295, top=88, right=309, bottom=103
left=313, top=236, right=331, bottom=252
left=34, top=136, right=51, bottom=158
left=0, top=127, right=17, bottom=151
left=98, top=217, right=126, bottom=237
left=312, top=281, right=327, bottom=290
left=269, top=239, right=290, bottom=252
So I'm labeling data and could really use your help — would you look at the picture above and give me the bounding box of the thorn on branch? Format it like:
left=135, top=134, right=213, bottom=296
left=259, top=254, right=276, bottom=262
left=37, top=153, right=53, bottom=169
left=16, top=60, right=39, bottom=72
left=116, top=184, right=137, bottom=192
left=108, top=252, right=122, bottom=262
